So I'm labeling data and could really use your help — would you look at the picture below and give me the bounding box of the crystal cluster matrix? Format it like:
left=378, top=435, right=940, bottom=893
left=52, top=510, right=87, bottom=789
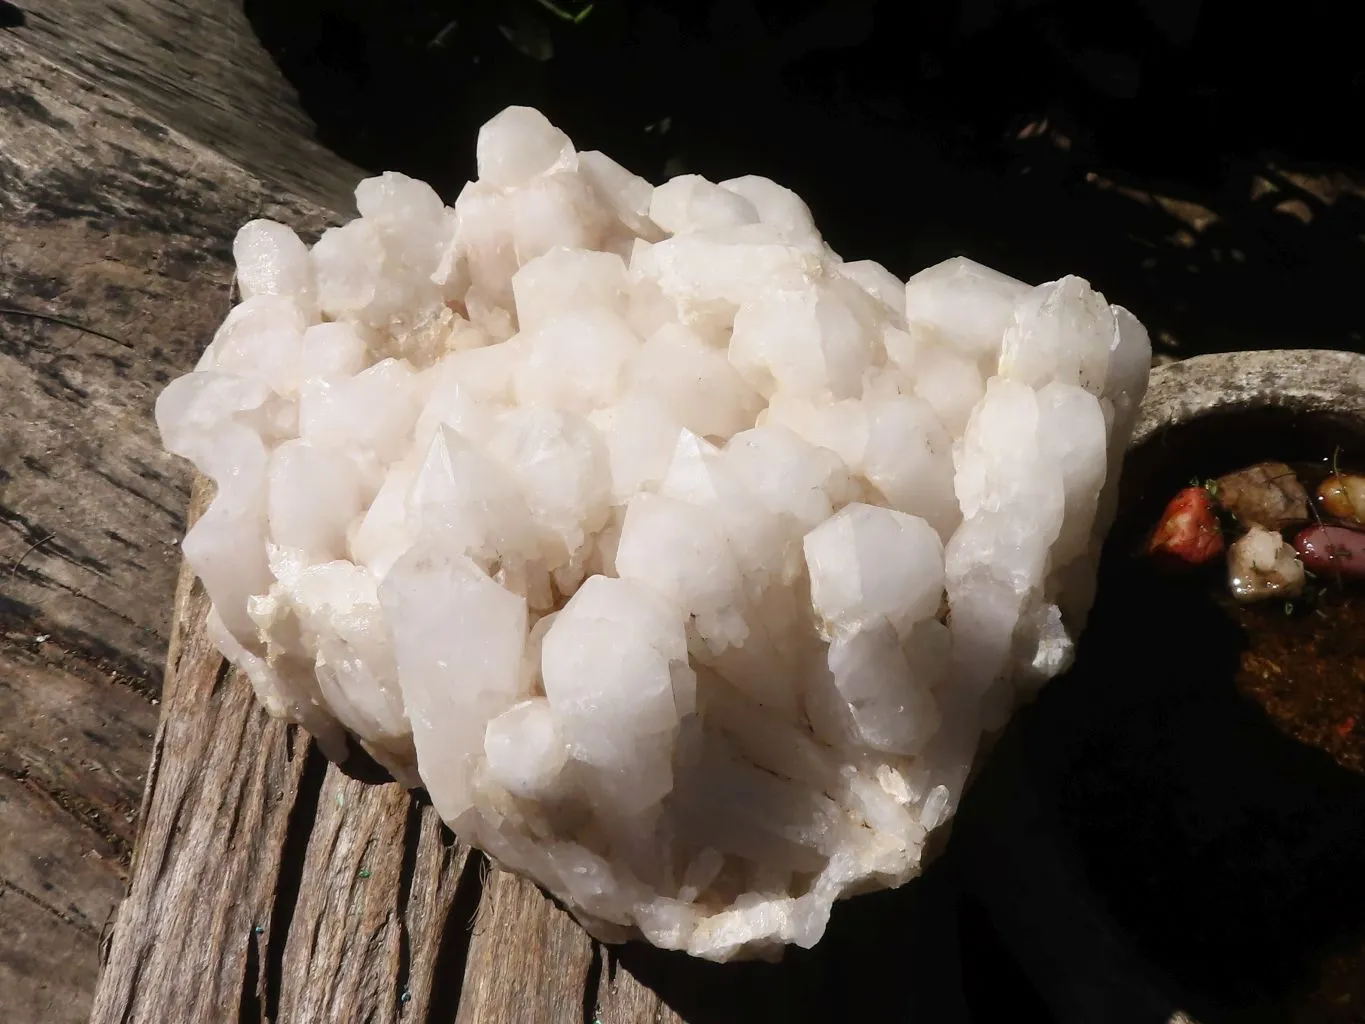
left=157, top=106, right=1151, bottom=961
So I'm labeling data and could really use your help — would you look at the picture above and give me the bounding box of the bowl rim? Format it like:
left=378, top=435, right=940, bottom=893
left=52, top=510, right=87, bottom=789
left=1132, top=348, right=1365, bottom=449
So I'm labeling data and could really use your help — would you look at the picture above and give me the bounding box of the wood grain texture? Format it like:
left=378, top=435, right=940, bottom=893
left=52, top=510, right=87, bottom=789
left=1, top=879, right=103, bottom=1023
left=274, top=772, right=475, bottom=1024
left=9, top=0, right=363, bottom=210
left=0, top=29, right=341, bottom=1022
left=456, top=868, right=602, bottom=1024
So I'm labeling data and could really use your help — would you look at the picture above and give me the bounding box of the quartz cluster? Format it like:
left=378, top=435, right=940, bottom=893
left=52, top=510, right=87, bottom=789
left=157, top=106, right=1151, bottom=961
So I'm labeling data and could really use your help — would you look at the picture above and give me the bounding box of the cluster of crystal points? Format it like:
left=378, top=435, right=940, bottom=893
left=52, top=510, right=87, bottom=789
left=157, top=106, right=1150, bottom=961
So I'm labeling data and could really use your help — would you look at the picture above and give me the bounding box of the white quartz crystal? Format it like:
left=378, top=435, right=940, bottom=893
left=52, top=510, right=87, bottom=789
left=157, top=105, right=1151, bottom=962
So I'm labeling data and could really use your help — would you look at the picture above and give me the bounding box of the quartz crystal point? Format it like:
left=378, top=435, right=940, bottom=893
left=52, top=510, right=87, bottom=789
left=156, top=106, right=1151, bottom=962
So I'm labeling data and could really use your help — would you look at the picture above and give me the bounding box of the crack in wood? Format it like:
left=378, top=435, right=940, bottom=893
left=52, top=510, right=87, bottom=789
left=582, top=941, right=604, bottom=1024
left=264, top=742, right=328, bottom=1023
left=0, top=602, right=163, bottom=701
left=393, top=801, right=421, bottom=1016
left=238, top=914, right=265, bottom=1024
left=3, top=765, right=133, bottom=862
left=1, top=876, right=100, bottom=938
left=431, top=848, right=486, bottom=1024
left=27, top=573, right=159, bottom=636
left=8, top=528, right=53, bottom=574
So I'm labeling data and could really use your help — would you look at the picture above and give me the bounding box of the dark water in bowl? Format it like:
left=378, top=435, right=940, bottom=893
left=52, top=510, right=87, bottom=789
left=979, top=407, right=1365, bottom=1023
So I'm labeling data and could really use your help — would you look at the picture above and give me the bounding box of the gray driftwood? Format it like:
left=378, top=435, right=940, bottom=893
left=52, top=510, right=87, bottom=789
left=0, top=21, right=324, bottom=1019
left=9, top=0, right=362, bottom=211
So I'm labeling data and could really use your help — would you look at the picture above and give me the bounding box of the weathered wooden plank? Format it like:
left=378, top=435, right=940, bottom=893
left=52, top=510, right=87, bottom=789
left=0, top=31, right=344, bottom=1022
left=90, top=497, right=318, bottom=1020
left=0, top=774, right=119, bottom=945
left=0, top=878, right=102, bottom=1024
left=9, top=0, right=363, bottom=210
left=454, top=866, right=714, bottom=1024
left=275, top=774, right=474, bottom=1024
left=0, top=637, right=153, bottom=859
left=592, top=949, right=672, bottom=1024
left=456, top=868, right=603, bottom=1024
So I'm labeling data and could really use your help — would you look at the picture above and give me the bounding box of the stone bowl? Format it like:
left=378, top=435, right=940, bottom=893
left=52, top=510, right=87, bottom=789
left=947, top=350, right=1365, bottom=1024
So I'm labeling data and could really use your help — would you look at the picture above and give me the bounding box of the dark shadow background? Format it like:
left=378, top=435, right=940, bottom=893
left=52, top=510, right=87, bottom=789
left=244, top=0, right=1365, bottom=360
left=243, top=4, right=1365, bottom=1022
left=955, top=407, right=1365, bottom=1024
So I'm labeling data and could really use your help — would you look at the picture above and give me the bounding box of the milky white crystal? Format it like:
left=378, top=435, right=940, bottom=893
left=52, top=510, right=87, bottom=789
left=157, top=106, right=1151, bottom=962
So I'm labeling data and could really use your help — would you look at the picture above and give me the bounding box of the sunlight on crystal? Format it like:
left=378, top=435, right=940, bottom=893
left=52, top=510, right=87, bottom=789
left=157, top=105, right=1151, bottom=962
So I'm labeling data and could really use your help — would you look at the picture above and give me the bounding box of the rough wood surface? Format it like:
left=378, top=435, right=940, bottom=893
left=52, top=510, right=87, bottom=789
left=0, top=28, right=335, bottom=1022
left=8, top=0, right=363, bottom=210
